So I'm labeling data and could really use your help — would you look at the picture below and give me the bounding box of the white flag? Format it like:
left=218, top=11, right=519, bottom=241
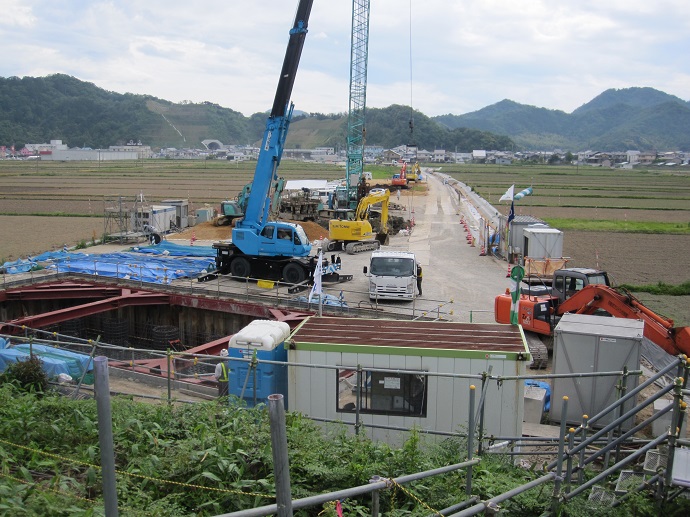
left=308, top=248, right=323, bottom=303
left=499, top=185, right=514, bottom=202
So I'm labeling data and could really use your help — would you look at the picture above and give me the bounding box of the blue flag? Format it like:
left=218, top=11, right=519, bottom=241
left=508, top=200, right=515, bottom=224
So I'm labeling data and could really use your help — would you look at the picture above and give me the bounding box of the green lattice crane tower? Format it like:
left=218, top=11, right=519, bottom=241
left=341, top=0, right=371, bottom=209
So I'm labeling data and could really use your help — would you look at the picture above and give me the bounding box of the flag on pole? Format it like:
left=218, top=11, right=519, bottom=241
left=308, top=248, right=323, bottom=303
left=507, top=200, right=515, bottom=224
left=499, top=185, right=514, bottom=202
left=509, top=265, right=525, bottom=325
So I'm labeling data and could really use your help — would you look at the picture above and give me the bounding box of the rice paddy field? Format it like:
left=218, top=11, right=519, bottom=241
left=1, top=159, right=689, bottom=325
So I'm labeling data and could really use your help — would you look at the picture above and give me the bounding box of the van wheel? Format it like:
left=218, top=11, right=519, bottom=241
left=282, top=263, right=306, bottom=284
left=230, top=257, right=251, bottom=278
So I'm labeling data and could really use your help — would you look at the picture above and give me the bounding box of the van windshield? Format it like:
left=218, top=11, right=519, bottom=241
left=370, top=257, right=415, bottom=277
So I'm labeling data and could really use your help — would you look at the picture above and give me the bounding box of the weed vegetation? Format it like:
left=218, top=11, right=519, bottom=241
left=1, top=387, right=688, bottom=515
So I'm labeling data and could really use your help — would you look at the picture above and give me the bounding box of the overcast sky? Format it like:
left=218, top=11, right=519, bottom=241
left=2, top=0, right=689, bottom=118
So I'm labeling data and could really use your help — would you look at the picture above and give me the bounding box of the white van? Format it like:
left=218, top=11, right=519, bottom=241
left=363, top=250, right=417, bottom=301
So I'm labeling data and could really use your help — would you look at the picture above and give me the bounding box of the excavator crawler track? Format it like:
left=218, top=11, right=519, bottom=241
left=345, top=240, right=380, bottom=255
left=525, top=332, right=549, bottom=369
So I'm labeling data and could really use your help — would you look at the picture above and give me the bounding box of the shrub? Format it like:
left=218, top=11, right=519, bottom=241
left=0, top=355, right=48, bottom=393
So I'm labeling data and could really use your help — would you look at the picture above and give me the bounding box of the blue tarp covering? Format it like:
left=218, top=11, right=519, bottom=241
left=1, top=242, right=217, bottom=284
left=131, top=241, right=217, bottom=257
left=0, top=344, right=93, bottom=382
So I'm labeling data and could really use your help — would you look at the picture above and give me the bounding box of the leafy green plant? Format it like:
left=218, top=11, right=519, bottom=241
left=0, top=355, right=48, bottom=393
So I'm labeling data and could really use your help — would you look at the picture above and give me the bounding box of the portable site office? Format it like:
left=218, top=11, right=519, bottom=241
left=287, top=317, right=529, bottom=445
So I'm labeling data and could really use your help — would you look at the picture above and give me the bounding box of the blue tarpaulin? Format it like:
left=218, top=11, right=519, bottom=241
left=1, top=242, right=217, bottom=284
left=131, top=241, right=217, bottom=257
left=0, top=344, right=94, bottom=383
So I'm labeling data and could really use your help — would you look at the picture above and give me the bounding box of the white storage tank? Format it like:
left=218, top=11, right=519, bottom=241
left=550, top=314, right=644, bottom=430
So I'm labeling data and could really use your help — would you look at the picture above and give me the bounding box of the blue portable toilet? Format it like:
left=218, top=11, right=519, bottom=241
left=227, top=320, right=290, bottom=407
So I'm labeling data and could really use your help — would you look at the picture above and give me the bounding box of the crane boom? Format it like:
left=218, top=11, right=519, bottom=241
left=557, top=285, right=690, bottom=357
left=208, top=0, right=352, bottom=286
left=237, top=0, right=313, bottom=233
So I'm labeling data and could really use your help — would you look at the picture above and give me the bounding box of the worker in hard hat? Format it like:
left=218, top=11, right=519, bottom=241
left=214, top=348, right=230, bottom=397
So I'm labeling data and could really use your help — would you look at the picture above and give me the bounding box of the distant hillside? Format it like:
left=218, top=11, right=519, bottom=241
left=434, top=87, right=690, bottom=150
left=3, top=75, right=686, bottom=152
left=0, top=74, right=260, bottom=149
left=0, top=74, right=512, bottom=152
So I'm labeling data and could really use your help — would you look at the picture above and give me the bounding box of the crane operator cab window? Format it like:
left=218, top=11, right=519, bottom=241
left=277, top=228, right=292, bottom=241
left=261, top=225, right=275, bottom=239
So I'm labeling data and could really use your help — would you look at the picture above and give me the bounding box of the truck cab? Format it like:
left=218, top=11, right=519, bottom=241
left=363, top=250, right=417, bottom=301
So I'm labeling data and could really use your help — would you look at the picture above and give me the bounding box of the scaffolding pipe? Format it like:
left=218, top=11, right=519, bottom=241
left=614, top=370, right=631, bottom=464
left=218, top=459, right=480, bottom=517
left=564, top=434, right=668, bottom=501
left=578, top=403, right=673, bottom=470
left=585, top=359, right=681, bottom=428
left=431, top=496, right=480, bottom=516
left=611, top=474, right=661, bottom=507
left=551, top=397, right=569, bottom=514
left=548, top=382, right=674, bottom=470
left=466, top=385, right=476, bottom=497
left=268, top=394, right=292, bottom=517
left=94, top=356, right=119, bottom=517
left=475, top=366, right=492, bottom=455
left=447, top=473, right=556, bottom=517
left=495, top=370, right=642, bottom=382
left=664, top=378, right=684, bottom=495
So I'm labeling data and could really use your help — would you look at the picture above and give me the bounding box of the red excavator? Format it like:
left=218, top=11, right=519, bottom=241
left=495, top=268, right=690, bottom=357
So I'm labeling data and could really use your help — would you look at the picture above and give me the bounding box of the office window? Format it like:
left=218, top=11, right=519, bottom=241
left=337, top=368, right=427, bottom=417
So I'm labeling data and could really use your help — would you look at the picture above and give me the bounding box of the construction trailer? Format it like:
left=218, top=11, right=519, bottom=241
left=161, top=199, right=189, bottom=229
left=287, top=317, right=528, bottom=445
left=550, top=313, right=644, bottom=431
left=131, top=205, right=176, bottom=233
left=522, top=226, right=563, bottom=261
left=507, top=216, right=545, bottom=263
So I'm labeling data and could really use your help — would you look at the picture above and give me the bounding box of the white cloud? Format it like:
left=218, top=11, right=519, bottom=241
left=0, top=1, right=36, bottom=27
left=1, top=0, right=689, bottom=118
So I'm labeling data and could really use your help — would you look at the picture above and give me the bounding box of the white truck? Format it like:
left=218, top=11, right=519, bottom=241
left=363, top=250, right=417, bottom=301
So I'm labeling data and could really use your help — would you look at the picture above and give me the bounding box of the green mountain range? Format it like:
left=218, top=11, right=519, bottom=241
left=1, top=74, right=688, bottom=152
left=434, top=87, right=690, bottom=151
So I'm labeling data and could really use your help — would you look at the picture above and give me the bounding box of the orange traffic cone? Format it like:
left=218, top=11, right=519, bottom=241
left=479, top=245, right=486, bottom=256
left=190, top=231, right=197, bottom=246
left=506, top=262, right=512, bottom=277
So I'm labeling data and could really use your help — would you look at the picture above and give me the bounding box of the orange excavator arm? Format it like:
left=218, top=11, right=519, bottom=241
left=558, top=285, right=690, bottom=357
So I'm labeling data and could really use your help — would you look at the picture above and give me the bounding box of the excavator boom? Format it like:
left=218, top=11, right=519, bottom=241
left=557, top=285, right=690, bottom=357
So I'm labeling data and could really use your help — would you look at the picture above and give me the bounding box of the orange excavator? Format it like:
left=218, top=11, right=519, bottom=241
left=391, top=162, right=409, bottom=188
left=495, top=268, right=690, bottom=357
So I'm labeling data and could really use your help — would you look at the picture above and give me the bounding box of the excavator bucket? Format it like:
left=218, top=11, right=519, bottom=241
left=376, top=232, right=390, bottom=246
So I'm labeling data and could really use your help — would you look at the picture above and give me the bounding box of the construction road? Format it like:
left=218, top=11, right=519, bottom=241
left=314, top=171, right=513, bottom=323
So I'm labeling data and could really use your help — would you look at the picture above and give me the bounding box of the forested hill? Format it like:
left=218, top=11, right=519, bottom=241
left=434, top=87, right=690, bottom=151
left=0, top=74, right=512, bottom=152
left=3, top=75, right=687, bottom=152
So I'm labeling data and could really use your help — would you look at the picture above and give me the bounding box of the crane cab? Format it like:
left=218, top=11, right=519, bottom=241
left=233, top=222, right=311, bottom=258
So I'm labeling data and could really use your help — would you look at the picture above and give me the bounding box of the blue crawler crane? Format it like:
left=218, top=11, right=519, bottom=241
left=211, top=0, right=349, bottom=286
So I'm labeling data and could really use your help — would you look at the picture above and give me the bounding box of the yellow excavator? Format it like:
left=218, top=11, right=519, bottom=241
left=327, top=190, right=390, bottom=254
